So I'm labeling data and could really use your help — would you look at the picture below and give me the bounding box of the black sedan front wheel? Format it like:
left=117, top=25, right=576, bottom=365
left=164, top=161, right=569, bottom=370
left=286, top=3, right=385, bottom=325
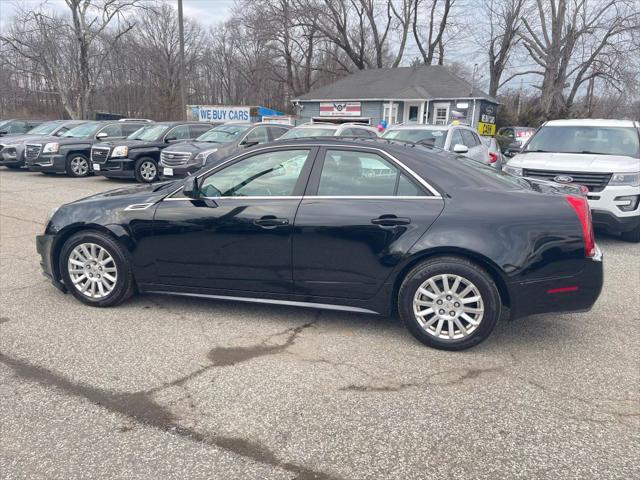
left=398, top=256, right=501, bottom=350
left=66, top=153, right=91, bottom=177
left=59, top=231, right=135, bottom=307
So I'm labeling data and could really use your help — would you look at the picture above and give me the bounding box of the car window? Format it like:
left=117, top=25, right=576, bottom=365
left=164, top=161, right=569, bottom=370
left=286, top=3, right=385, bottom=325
left=3, top=121, right=27, bottom=133
left=317, top=149, right=424, bottom=197
left=460, top=129, right=479, bottom=147
left=190, top=124, right=213, bottom=137
left=121, top=123, right=145, bottom=136
left=199, top=149, right=310, bottom=197
left=244, top=126, right=270, bottom=144
left=449, top=129, right=464, bottom=148
left=55, top=127, right=70, bottom=136
left=98, top=124, right=122, bottom=138
left=280, top=127, right=336, bottom=139
left=26, top=122, right=60, bottom=135
left=383, top=128, right=447, bottom=148
left=62, top=123, right=100, bottom=138
left=196, top=124, right=250, bottom=143
left=356, top=129, right=377, bottom=138
left=166, top=125, right=191, bottom=141
left=501, top=128, right=514, bottom=138
left=267, top=126, right=290, bottom=140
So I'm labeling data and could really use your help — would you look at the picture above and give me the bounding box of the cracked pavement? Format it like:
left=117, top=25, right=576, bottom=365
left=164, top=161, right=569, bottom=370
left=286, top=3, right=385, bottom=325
left=1, top=169, right=639, bottom=479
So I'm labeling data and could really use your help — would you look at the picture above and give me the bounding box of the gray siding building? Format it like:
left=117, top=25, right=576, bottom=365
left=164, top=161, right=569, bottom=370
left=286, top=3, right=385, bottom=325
left=292, top=65, right=499, bottom=136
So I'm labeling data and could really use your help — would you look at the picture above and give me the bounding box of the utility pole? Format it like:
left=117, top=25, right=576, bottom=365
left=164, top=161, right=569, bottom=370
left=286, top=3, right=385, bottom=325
left=177, top=0, right=186, bottom=119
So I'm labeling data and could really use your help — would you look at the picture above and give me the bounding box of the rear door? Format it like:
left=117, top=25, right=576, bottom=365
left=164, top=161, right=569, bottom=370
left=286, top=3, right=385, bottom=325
left=292, top=147, right=444, bottom=300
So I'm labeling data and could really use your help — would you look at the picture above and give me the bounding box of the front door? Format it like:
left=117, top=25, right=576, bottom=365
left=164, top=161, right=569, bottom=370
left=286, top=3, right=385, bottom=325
left=150, top=147, right=316, bottom=293
left=293, top=147, right=444, bottom=300
left=404, top=102, right=422, bottom=123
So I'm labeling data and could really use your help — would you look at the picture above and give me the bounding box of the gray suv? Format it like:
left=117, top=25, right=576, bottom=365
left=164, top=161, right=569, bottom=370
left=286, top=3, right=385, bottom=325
left=159, top=123, right=291, bottom=179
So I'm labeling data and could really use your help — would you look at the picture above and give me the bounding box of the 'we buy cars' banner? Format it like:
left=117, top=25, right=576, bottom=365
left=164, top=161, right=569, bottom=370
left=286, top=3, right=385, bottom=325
left=319, top=102, right=361, bottom=117
left=192, top=105, right=251, bottom=122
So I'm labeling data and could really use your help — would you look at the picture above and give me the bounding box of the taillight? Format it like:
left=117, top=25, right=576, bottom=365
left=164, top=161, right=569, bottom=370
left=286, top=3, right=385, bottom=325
left=516, top=131, right=526, bottom=137
left=565, top=195, right=596, bottom=257
left=488, top=152, right=498, bottom=163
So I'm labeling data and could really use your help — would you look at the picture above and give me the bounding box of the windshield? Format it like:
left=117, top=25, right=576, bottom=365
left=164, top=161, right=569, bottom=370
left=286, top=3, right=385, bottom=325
left=127, top=124, right=169, bottom=141
left=280, top=127, right=336, bottom=139
left=27, top=122, right=62, bottom=135
left=195, top=124, right=250, bottom=143
left=0, top=120, right=11, bottom=129
left=525, top=125, right=640, bottom=157
left=62, top=123, right=100, bottom=138
left=383, top=128, right=447, bottom=148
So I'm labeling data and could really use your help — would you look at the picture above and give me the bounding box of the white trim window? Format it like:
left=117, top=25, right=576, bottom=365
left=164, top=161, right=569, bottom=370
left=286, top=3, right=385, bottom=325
left=383, top=102, right=398, bottom=125
left=433, top=102, right=450, bottom=125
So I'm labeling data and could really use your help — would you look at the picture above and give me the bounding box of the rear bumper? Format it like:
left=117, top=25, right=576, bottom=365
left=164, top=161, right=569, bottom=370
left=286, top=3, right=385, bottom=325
left=36, top=233, right=66, bottom=292
left=509, top=246, right=603, bottom=319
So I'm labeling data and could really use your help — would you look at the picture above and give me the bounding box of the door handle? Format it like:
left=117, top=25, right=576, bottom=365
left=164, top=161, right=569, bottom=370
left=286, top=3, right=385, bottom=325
left=254, top=216, right=289, bottom=228
left=371, top=215, right=411, bottom=227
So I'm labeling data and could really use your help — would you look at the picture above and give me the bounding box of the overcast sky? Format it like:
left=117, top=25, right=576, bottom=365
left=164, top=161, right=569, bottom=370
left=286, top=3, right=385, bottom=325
left=0, top=0, right=236, bottom=30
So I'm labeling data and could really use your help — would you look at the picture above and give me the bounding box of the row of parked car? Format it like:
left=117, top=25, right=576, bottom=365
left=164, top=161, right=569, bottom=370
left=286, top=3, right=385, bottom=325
left=0, top=117, right=504, bottom=183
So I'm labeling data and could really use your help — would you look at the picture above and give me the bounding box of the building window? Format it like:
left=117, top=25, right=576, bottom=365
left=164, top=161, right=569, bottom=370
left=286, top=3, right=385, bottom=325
left=383, top=103, right=398, bottom=125
left=434, top=106, right=449, bottom=125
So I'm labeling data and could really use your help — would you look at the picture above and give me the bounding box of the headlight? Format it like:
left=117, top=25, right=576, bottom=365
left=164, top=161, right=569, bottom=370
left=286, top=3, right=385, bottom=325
left=42, top=142, right=59, bottom=154
left=503, top=165, right=523, bottom=176
left=195, top=148, right=218, bottom=166
left=609, top=172, right=640, bottom=187
left=111, top=145, right=128, bottom=158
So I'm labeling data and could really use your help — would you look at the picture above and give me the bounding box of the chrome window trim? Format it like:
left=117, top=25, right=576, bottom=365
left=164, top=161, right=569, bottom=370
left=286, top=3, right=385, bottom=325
left=163, top=195, right=441, bottom=201
left=163, top=143, right=443, bottom=200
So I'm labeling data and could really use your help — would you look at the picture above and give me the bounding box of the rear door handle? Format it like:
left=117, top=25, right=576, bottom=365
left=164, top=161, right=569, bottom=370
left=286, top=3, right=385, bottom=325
left=371, top=215, right=411, bottom=227
left=254, top=216, right=289, bottom=228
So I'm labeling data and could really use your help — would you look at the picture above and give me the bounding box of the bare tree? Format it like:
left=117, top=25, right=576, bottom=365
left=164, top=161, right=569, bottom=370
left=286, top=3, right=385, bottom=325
left=519, top=0, right=639, bottom=118
left=412, top=0, right=455, bottom=65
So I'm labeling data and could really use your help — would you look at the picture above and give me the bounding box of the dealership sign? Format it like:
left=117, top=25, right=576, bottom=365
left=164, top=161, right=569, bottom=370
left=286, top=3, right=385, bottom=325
left=320, top=102, right=361, bottom=117
left=193, top=105, right=251, bottom=122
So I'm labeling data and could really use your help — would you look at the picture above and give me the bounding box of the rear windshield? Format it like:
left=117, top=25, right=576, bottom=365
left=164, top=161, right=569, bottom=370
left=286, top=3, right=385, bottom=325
left=280, top=127, right=336, bottom=139
left=383, top=128, right=447, bottom=148
left=524, top=125, right=640, bottom=157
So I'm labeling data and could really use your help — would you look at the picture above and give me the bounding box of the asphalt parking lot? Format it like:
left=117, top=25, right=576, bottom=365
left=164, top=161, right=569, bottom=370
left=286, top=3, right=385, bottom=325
left=1, top=168, right=638, bottom=479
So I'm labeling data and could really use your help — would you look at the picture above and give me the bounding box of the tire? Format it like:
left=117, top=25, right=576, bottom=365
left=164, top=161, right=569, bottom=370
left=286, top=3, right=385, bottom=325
left=66, top=153, right=91, bottom=177
left=621, top=223, right=640, bottom=243
left=398, top=256, right=501, bottom=351
left=134, top=157, right=158, bottom=183
left=59, top=230, right=135, bottom=307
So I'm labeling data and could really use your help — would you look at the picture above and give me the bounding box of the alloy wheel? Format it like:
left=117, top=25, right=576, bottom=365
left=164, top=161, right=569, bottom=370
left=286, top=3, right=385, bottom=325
left=140, top=161, right=157, bottom=181
left=67, top=243, right=118, bottom=299
left=70, top=156, right=89, bottom=176
left=412, top=274, right=484, bottom=340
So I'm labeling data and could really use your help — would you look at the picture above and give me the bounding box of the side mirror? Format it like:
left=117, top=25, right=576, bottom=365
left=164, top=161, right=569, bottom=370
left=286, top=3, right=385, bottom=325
left=0, top=130, right=7, bottom=136
left=165, top=135, right=177, bottom=142
left=96, top=132, right=108, bottom=140
left=452, top=144, right=469, bottom=154
left=241, top=140, right=259, bottom=148
left=183, top=176, right=200, bottom=198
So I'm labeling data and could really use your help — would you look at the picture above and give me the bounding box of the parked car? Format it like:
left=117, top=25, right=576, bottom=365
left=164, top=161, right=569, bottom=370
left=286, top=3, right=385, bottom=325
left=382, top=123, right=489, bottom=165
left=158, top=122, right=291, bottom=179
left=24, top=120, right=148, bottom=177
left=37, top=138, right=603, bottom=351
left=279, top=122, right=379, bottom=139
left=480, top=136, right=504, bottom=170
left=504, top=119, right=640, bottom=242
left=92, top=121, right=216, bottom=183
left=497, top=126, right=536, bottom=157
left=0, top=119, right=45, bottom=137
left=0, top=120, right=87, bottom=169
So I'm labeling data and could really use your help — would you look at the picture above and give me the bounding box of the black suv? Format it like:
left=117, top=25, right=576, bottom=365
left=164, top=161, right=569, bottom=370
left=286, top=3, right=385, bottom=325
left=92, top=121, right=215, bottom=183
left=24, top=120, right=148, bottom=177
left=0, top=120, right=86, bottom=169
left=158, top=122, right=291, bottom=179
left=0, top=119, right=45, bottom=137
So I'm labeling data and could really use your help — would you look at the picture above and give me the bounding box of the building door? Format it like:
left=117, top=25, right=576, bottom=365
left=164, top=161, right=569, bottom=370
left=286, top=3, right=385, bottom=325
left=433, top=102, right=450, bottom=125
left=404, top=102, right=423, bottom=123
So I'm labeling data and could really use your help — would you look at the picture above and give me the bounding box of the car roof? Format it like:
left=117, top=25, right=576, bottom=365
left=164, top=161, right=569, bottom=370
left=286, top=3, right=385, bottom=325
left=544, top=119, right=638, bottom=128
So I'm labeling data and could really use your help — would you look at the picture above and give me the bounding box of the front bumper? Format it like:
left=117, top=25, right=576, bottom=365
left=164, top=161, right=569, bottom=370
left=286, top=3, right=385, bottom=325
left=159, top=162, right=200, bottom=180
left=93, top=158, right=136, bottom=179
left=587, top=186, right=639, bottom=234
left=26, top=153, right=66, bottom=172
left=0, top=147, right=24, bottom=166
left=509, top=246, right=604, bottom=320
left=36, top=233, right=66, bottom=292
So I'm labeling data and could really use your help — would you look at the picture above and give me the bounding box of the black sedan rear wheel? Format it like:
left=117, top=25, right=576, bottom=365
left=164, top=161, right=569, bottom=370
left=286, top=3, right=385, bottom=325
left=398, top=256, right=501, bottom=350
left=59, top=231, right=135, bottom=307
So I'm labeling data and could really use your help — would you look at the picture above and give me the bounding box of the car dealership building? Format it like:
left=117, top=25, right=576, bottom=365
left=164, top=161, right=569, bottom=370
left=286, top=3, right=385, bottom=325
left=292, top=65, right=499, bottom=136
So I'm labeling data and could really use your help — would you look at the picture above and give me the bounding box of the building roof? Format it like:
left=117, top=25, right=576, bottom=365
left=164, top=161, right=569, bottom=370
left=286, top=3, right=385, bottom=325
left=293, top=65, right=496, bottom=103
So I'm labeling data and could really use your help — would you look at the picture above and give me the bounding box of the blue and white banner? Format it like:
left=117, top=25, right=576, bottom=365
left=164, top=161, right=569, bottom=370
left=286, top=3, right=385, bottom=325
left=192, top=106, right=251, bottom=122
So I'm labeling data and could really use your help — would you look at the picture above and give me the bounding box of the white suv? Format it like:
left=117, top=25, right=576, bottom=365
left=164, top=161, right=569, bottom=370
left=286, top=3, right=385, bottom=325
left=504, top=119, right=640, bottom=242
left=382, top=123, right=492, bottom=167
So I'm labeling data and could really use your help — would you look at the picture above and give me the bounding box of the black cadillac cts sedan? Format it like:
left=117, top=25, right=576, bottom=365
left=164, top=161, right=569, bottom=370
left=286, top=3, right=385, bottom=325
left=36, top=138, right=603, bottom=350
